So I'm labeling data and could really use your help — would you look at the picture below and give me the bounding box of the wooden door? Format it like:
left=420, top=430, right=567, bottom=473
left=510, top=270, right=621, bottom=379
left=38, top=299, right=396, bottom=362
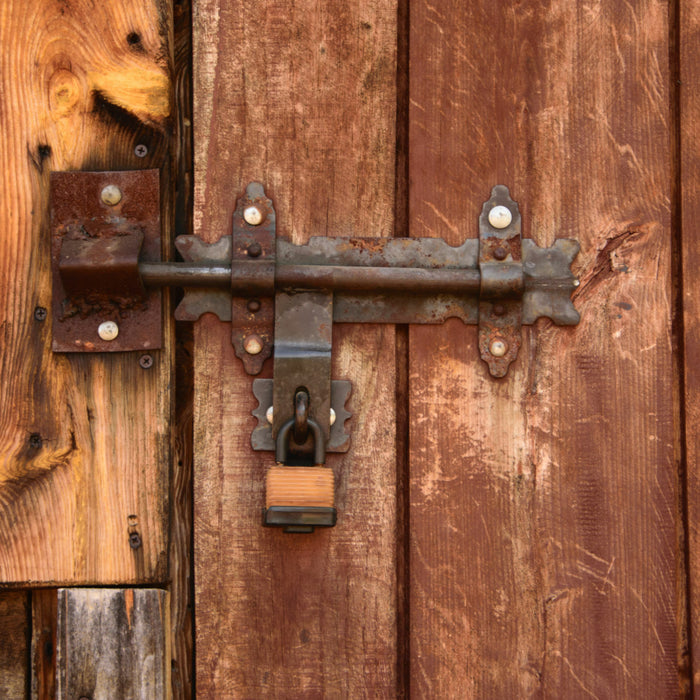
left=2, top=0, right=700, bottom=698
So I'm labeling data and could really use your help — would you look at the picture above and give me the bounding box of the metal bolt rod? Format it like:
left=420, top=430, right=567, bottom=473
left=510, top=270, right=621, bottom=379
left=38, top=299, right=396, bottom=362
left=139, top=262, right=483, bottom=294
left=139, top=262, right=576, bottom=298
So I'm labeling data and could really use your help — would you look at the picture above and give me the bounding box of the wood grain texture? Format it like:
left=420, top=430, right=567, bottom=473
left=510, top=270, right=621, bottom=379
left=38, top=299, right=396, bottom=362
left=0, top=591, right=29, bottom=699
left=0, top=0, right=174, bottom=584
left=681, top=0, right=700, bottom=694
left=31, top=589, right=58, bottom=700
left=409, top=1, right=678, bottom=697
left=192, top=0, right=398, bottom=695
left=169, top=0, right=194, bottom=697
left=56, top=588, right=170, bottom=700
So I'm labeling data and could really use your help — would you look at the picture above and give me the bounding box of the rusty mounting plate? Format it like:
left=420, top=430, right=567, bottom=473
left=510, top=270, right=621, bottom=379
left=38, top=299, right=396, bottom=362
left=50, top=170, right=162, bottom=352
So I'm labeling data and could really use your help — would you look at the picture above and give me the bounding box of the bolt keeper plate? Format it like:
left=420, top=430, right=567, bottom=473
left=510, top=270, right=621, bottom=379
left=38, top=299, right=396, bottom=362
left=50, top=170, right=162, bottom=352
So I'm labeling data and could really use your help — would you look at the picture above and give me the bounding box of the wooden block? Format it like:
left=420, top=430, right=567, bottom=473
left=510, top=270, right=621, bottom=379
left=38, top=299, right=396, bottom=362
left=56, top=588, right=170, bottom=700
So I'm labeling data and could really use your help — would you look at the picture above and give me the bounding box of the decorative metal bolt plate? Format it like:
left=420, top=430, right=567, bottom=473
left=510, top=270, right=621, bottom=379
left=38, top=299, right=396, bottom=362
left=50, top=175, right=580, bottom=530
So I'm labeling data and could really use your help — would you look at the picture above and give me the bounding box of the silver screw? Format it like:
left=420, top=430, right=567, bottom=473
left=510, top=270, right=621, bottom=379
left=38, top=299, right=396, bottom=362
left=573, top=279, right=581, bottom=287
left=134, top=144, right=148, bottom=157
left=488, top=205, right=512, bottom=229
left=244, top=205, right=264, bottom=226
left=266, top=406, right=274, bottom=424
left=100, top=185, right=122, bottom=206
left=98, top=321, right=119, bottom=341
left=489, top=338, right=508, bottom=357
left=330, top=408, right=336, bottom=426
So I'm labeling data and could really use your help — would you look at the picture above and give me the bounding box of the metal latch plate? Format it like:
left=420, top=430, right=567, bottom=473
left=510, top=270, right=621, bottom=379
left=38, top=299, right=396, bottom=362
left=50, top=170, right=162, bottom=352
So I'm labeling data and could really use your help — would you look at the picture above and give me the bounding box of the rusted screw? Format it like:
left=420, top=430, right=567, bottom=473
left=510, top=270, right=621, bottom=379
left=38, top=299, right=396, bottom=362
left=247, top=299, right=261, bottom=313
left=139, top=354, right=153, bottom=369
left=129, top=532, right=142, bottom=549
left=244, top=205, right=264, bottom=226
left=492, top=304, right=506, bottom=316
left=493, top=246, right=507, bottom=261
left=100, top=185, right=122, bottom=206
left=34, top=306, right=47, bottom=321
left=243, top=334, right=263, bottom=355
left=134, top=144, right=148, bottom=157
left=247, top=242, right=262, bottom=258
left=489, top=338, right=508, bottom=357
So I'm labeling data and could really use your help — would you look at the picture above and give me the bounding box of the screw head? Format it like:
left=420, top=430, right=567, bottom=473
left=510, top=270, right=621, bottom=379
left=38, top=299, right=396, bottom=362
left=129, top=532, right=142, bottom=549
left=492, top=304, right=506, bottom=316
left=266, top=406, right=274, bottom=424
left=247, top=299, right=261, bottom=313
left=573, top=279, right=580, bottom=287
left=493, top=246, right=508, bottom=260
left=243, top=334, right=263, bottom=355
left=98, top=321, right=119, bottom=341
left=34, top=306, right=47, bottom=321
left=489, top=338, right=508, bottom=357
left=488, top=205, right=512, bottom=229
left=244, top=205, right=264, bottom=226
left=100, top=185, right=122, bottom=206
left=139, top=354, right=153, bottom=369
left=330, top=408, right=337, bottom=426
left=247, top=242, right=263, bottom=258
left=134, top=144, right=148, bottom=157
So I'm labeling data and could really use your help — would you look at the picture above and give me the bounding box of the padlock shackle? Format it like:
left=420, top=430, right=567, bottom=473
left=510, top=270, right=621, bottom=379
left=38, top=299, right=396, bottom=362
left=276, top=417, right=326, bottom=465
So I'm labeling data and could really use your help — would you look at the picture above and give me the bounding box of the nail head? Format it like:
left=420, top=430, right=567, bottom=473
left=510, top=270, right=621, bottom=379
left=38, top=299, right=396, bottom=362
left=247, top=299, right=261, bottom=313
left=98, top=321, right=119, bottom=341
left=488, top=205, right=512, bottom=229
left=493, top=246, right=507, bottom=260
left=244, top=334, right=263, bottom=355
left=100, top=185, right=122, bottom=206
left=489, top=338, right=508, bottom=357
left=247, top=242, right=262, bottom=258
left=244, top=205, right=264, bottom=226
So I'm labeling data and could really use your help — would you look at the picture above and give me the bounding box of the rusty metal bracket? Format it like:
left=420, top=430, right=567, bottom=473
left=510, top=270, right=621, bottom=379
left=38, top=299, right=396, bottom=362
left=50, top=170, right=162, bottom=352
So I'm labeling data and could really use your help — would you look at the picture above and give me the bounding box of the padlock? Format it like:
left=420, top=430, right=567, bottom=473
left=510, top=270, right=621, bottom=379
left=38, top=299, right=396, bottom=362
left=264, top=417, right=337, bottom=532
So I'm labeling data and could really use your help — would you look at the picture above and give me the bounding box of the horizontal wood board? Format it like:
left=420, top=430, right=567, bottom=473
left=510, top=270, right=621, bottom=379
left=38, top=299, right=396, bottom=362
left=408, top=0, right=679, bottom=696
left=192, top=0, right=399, bottom=695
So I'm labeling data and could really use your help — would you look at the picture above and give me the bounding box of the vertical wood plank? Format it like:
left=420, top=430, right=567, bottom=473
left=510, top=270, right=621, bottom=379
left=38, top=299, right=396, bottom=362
left=56, top=588, right=170, bottom=700
left=170, top=0, right=194, bottom=697
left=32, top=589, right=58, bottom=700
left=0, top=0, right=174, bottom=584
left=409, top=1, right=678, bottom=696
left=680, top=0, right=700, bottom=693
left=0, top=592, right=30, bottom=699
left=192, top=0, right=399, bottom=695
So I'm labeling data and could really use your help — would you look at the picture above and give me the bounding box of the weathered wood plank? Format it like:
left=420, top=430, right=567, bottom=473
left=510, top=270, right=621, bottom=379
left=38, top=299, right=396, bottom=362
left=681, top=0, right=700, bottom=693
left=56, top=588, right=170, bottom=700
left=0, top=0, right=174, bottom=583
left=170, top=0, right=194, bottom=697
left=31, top=589, right=58, bottom=700
left=192, top=0, right=399, bottom=695
left=0, top=591, right=29, bottom=699
left=409, top=0, right=678, bottom=696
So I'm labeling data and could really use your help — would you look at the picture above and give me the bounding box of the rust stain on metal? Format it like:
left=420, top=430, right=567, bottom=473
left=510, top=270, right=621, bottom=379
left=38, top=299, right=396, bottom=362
left=50, top=169, right=162, bottom=352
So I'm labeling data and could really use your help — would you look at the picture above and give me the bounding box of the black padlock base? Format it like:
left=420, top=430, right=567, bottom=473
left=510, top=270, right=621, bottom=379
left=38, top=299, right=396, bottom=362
left=264, top=506, right=337, bottom=533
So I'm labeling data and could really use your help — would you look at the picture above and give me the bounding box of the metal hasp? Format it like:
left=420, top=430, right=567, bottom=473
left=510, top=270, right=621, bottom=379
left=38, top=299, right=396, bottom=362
left=50, top=170, right=162, bottom=352
left=50, top=177, right=579, bottom=531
